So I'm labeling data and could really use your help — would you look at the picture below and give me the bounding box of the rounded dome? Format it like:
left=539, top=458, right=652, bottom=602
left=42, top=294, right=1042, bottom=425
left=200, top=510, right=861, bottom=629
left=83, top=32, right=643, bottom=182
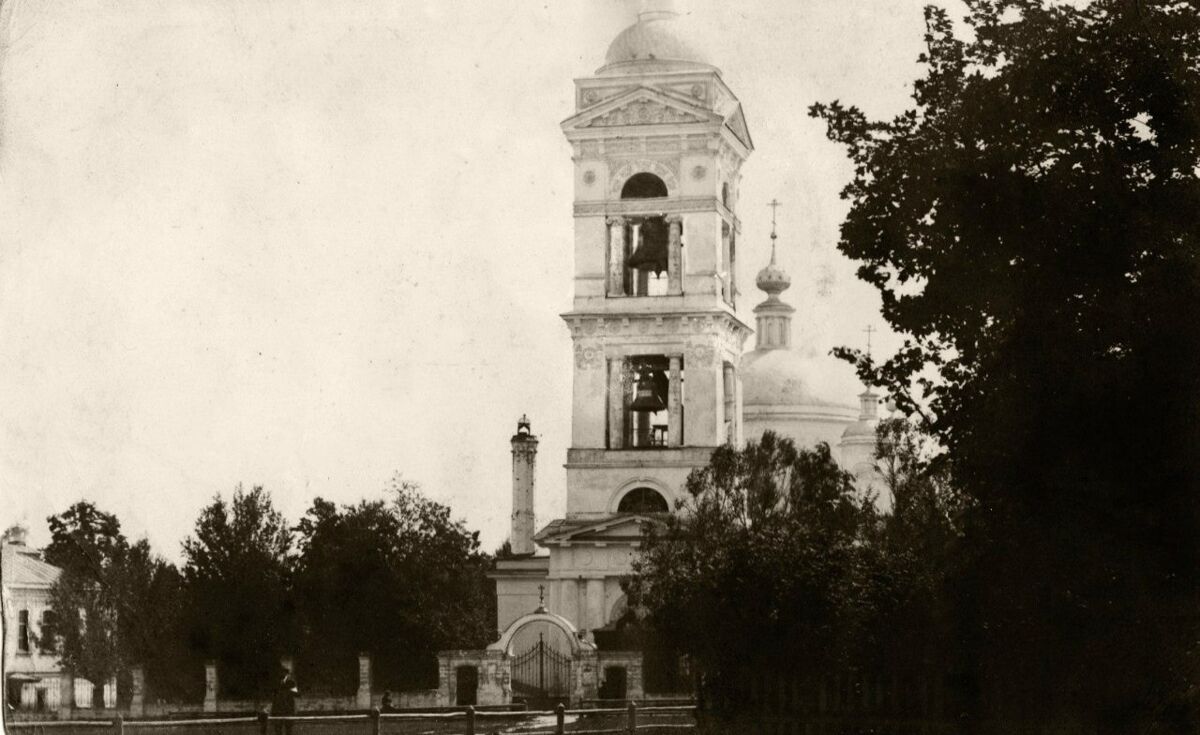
left=600, top=12, right=714, bottom=74
left=741, top=349, right=858, bottom=412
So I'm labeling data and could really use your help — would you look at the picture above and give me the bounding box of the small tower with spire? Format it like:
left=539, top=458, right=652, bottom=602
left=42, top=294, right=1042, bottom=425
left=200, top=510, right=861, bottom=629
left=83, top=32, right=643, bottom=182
left=753, top=199, right=796, bottom=350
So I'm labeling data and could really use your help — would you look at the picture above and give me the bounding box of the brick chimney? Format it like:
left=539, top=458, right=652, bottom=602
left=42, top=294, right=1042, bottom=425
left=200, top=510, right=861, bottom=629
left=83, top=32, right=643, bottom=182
left=510, top=415, right=538, bottom=555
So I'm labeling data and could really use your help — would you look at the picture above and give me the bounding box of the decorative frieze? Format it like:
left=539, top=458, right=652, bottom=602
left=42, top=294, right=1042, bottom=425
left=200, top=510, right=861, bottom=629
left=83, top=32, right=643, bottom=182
left=584, top=100, right=706, bottom=128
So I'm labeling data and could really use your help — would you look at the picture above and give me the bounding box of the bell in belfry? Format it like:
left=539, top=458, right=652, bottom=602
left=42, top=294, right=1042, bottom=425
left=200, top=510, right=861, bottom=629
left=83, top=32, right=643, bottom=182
left=627, top=219, right=669, bottom=274
left=630, top=370, right=668, bottom=412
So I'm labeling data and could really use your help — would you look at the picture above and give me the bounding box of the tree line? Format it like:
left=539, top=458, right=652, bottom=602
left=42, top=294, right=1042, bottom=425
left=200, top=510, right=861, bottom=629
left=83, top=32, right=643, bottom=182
left=43, top=476, right=495, bottom=705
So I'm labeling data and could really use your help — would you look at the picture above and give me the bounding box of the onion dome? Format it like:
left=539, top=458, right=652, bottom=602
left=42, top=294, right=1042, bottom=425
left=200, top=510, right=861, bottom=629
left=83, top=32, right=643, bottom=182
left=755, top=230, right=792, bottom=303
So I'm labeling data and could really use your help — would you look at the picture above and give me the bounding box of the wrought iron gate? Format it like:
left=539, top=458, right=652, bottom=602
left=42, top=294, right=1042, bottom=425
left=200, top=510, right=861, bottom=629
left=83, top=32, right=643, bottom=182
left=512, top=633, right=571, bottom=706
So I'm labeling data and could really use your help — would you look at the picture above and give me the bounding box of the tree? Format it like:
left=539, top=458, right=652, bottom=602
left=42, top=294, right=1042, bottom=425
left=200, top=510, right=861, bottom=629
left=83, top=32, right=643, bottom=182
left=292, top=477, right=494, bottom=692
left=45, top=503, right=187, bottom=707
left=811, top=1, right=1200, bottom=729
left=182, top=485, right=295, bottom=699
left=624, top=434, right=883, bottom=705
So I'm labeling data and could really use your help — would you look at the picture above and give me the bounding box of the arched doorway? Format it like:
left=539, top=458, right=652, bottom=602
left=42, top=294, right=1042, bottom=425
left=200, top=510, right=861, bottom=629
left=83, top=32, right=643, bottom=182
left=489, top=610, right=592, bottom=709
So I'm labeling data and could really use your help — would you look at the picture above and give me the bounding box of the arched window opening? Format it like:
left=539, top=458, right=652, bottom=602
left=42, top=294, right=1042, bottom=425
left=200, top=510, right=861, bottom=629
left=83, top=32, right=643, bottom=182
left=615, top=355, right=683, bottom=449
left=620, top=172, right=668, bottom=199
left=618, top=487, right=669, bottom=514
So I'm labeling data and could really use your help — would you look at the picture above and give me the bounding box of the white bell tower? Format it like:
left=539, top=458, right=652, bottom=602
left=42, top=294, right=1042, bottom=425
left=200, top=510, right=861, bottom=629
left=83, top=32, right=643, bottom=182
left=557, top=7, right=754, bottom=523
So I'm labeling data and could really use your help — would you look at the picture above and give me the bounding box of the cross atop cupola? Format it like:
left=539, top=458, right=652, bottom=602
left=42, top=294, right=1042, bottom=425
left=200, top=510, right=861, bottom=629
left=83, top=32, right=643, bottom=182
left=753, top=199, right=796, bottom=350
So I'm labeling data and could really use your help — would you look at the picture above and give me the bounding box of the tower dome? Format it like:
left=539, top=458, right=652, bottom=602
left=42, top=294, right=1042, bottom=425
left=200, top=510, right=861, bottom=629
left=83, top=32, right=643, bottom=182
left=740, top=208, right=860, bottom=451
left=599, top=9, right=716, bottom=76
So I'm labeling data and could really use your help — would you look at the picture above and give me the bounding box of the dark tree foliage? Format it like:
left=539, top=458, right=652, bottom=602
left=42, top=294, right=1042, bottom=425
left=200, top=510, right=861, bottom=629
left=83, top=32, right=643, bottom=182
left=45, top=502, right=194, bottom=706
left=182, top=485, right=295, bottom=699
left=624, top=431, right=958, bottom=713
left=811, top=1, right=1200, bottom=730
left=292, top=477, right=495, bottom=692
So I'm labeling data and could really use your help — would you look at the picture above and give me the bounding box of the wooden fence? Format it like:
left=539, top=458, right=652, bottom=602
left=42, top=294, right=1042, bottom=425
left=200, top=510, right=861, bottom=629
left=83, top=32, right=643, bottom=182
left=4, top=703, right=697, bottom=735
left=697, top=671, right=955, bottom=734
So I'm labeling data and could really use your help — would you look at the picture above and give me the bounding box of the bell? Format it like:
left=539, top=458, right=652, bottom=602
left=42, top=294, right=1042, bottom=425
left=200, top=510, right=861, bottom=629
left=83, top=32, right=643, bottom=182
left=627, top=220, right=669, bottom=275
left=630, top=372, right=667, bottom=412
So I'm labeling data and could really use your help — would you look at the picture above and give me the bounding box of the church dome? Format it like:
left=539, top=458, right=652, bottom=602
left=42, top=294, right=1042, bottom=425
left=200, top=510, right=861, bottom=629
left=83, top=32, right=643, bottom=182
left=741, top=349, right=858, bottom=412
left=740, top=211, right=860, bottom=450
left=599, top=11, right=715, bottom=75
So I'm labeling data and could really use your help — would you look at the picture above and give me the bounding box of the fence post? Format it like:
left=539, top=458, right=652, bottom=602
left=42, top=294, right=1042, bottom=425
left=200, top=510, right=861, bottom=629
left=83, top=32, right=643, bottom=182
left=113, top=714, right=124, bottom=735
left=555, top=703, right=565, bottom=735
left=258, top=709, right=269, bottom=735
left=465, top=705, right=475, bottom=735
left=370, top=706, right=381, bottom=735
left=627, top=701, right=637, bottom=733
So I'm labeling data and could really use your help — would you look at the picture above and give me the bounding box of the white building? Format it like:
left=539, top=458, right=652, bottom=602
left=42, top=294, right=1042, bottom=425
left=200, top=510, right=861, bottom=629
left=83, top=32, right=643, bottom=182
left=2, top=525, right=116, bottom=715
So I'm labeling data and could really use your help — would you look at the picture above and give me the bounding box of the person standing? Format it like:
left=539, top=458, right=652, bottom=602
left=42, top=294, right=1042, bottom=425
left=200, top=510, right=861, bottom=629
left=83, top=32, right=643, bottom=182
left=271, top=671, right=298, bottom=735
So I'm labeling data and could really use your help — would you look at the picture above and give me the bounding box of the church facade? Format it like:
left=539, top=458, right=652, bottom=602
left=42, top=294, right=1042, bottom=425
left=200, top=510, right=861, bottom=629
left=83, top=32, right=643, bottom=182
left=463, top=5, right=884, bottom=708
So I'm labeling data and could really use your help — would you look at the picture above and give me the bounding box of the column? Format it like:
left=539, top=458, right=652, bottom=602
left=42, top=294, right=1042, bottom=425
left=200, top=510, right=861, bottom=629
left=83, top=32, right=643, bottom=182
left=607, top=357, right=624, bottom=449
left=666, top=215, right=683, bottom=295
left=586, top=579, right=605, bottom=630
left=130, top=666, right=145, bottom=718
left=606, top=217, right=626, bottom=296
left=58, top=671, right=74, bottom=719
left=667, top=355, right=683, bottom=447
left=203, top=661, right=218, bottom=713
left=356, top=652, right=372, bottom=709
left=723, top=363, right=736, bottom=444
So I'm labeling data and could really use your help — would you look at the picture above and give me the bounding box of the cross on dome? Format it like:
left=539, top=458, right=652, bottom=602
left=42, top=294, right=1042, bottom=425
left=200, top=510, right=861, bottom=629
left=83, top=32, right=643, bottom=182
left=755, top=199, right=791, bottom=300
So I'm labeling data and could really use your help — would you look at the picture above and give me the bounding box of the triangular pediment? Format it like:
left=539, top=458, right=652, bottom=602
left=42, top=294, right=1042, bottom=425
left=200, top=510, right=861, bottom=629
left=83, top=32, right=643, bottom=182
left=724, top=103, right=753, bottom=150
left=535, top=514, right=668, bottom=544
left=562, top=87, right=720, bottom=132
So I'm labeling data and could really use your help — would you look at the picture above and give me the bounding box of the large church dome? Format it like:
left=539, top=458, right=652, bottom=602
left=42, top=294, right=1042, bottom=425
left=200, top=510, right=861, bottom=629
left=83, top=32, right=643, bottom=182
left=599, top=10, right=716, bottom=76
left=742, top=349, right=856, bottom=411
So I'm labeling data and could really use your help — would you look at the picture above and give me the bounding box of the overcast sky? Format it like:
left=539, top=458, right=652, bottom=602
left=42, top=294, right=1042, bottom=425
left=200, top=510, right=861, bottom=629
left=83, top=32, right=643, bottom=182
left=0, top=0, right=951, bottom=558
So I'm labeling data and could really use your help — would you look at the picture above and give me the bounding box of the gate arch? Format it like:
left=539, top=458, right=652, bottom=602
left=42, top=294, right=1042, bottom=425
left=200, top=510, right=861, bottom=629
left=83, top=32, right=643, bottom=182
left=489, top=609, right=596, bottom=656
left=489, top=609, right=595, bottom=707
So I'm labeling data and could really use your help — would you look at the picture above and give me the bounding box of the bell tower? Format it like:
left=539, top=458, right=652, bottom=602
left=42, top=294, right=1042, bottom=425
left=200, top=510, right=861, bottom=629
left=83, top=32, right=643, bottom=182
left=558, top=8, right=754, bottom=520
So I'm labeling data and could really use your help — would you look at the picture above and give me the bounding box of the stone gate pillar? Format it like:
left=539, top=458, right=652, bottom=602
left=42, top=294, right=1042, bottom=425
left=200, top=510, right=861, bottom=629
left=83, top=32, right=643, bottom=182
left=356, top=652, right=372, bottom=709
left=58, top=671, right=74, bottom=718
left=129, top=666, right=146, bottom=717
left=203, top=661, right=218, bottom=713
left=574, top=648, right=599, bottom=705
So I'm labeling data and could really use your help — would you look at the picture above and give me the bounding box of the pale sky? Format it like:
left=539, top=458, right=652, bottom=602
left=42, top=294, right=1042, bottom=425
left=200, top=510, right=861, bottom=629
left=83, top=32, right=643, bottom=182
left=0, top=0, right=946, bottom=559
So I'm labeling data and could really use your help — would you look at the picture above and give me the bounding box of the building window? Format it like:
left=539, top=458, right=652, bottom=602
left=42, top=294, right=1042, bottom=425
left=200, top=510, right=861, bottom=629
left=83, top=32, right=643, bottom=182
left=719, top=221, right=735, bottom=307
left=17, top=610, right=30, bottom=653
left=39, top=610, right=56, bottom=653
left=617, top=487, right=669, bottom=514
